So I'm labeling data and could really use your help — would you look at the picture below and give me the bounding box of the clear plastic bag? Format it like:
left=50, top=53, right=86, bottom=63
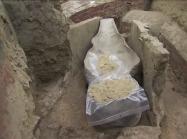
left=84, top=18, right=149, bottom=126
left=84, top=18, right=140, bottom=83
left=86, top=75, right=149, bottom=126
left=84, top=52, right=129, bottom=83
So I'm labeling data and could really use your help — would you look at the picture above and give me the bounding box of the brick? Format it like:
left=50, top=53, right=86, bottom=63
left=63, top=0, right=144, bottom=23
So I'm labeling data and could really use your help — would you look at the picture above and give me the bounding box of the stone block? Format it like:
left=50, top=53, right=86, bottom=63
left=68, top=17, right=101, bottom=72
left=128, top=20, right=169, bottom=126
left=122, top=10, right=170, bottom=36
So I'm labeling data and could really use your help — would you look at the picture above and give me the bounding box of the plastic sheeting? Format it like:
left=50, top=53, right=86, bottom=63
left=84, top=18, right=149, bottom=126
left=84, top=18, right=140, bottom=83
left=86, top=75, right=149, bottom=126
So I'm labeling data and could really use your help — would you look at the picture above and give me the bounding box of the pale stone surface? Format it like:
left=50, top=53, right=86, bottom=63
left=122, top=10, right=170, bottom=36
left=123, top=10, right=187, bottom=94
left=0, top=1, right=39, bottom=139
left=160, top=22, right=187, bottom=61
left=68, top=17, right=101, bottom=72
left=128, top=20, right=169, bottom=126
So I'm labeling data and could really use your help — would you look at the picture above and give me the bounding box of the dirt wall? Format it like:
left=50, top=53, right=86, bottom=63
left=0, top=1, right=38, bottom=139
left=3, top=0, right=72, bottom=84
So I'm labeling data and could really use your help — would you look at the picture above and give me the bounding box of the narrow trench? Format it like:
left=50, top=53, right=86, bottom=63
left=2, top=0, right=187, bottom=139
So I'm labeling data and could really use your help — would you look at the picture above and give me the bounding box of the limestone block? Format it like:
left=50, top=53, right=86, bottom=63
left=128, top=20, right=169, bottom=126
left=68, top=17, right=101, bottom=72
left=122, top=10, right=170, bottom=36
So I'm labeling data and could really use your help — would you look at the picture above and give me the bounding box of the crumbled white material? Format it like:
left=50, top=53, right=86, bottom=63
left=89, top=78, right=138, bottom=103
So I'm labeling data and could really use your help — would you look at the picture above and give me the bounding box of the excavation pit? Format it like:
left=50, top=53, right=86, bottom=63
left=1, top=0, right=187, bottom=139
